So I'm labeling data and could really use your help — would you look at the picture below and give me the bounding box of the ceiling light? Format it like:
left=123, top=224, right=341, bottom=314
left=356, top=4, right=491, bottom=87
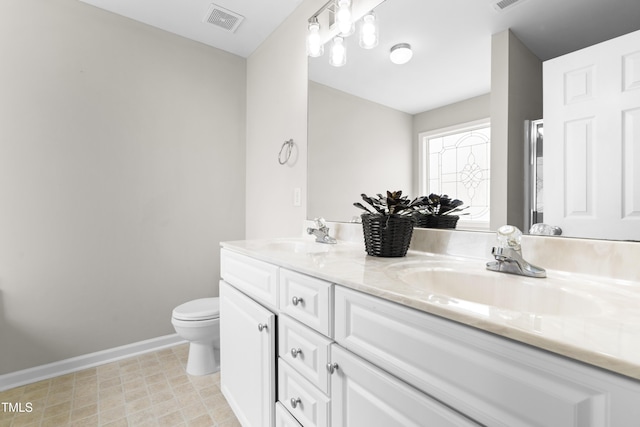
left=390, top=43, right=412, bottom=65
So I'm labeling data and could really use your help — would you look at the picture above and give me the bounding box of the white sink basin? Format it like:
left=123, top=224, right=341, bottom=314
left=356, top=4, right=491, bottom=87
left=389, top=262, right=604, bottom=317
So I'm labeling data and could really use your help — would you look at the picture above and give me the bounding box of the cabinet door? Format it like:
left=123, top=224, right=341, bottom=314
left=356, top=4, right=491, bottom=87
left=330, top=345, right=479, bottom=427
left=220, top=280, right=276, bottom=427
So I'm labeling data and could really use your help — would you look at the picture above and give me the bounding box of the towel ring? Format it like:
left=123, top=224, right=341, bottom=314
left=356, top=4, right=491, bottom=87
left=278, top=139, right=294, bottom=165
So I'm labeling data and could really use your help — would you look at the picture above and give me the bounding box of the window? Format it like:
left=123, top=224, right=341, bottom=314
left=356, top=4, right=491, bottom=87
left=419, top=119, right=491, bottom=230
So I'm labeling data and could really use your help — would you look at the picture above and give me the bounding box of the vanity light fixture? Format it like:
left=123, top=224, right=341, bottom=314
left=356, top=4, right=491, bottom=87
left=335, top=0, right=354, bottom=36
left=359, top=11, right=378, bottom=49
left=390, top=43, right=413, bottom=65
left=307, top=17, right=324, bottom=57
left=330, top=36, right=347, bottom=67
left=307, top=0, right=385, bottom=67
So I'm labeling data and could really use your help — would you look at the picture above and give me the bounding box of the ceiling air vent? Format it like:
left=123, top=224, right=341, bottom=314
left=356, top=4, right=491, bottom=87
left=203, top=4, right=244, bottom=33
left=492, top=0, right=529, bottom=12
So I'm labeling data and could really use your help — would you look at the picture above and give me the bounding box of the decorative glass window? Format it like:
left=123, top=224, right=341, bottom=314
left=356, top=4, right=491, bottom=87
left=419, top=120, right=491, bottom=229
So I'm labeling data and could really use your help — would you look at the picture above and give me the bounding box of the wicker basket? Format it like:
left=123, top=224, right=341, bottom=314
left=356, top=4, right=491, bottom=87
left=361, top=213, right=415, bottom=257
left=413, top=213, right=459, bottom=229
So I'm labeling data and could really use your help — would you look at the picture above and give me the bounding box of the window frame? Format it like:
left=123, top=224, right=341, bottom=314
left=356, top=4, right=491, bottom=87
left=418, top=118, right=491, bottom=231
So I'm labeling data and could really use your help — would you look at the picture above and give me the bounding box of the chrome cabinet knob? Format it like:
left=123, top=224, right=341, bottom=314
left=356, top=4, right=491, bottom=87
left=292, top=296, right=303, bottom=306
left=290, top=397, right=302, bottom=409
left=326, top=362, right=339, bottom=374
left=291, top=348, right=302, bottom=358
left=257, top=323, right=267, bottom=332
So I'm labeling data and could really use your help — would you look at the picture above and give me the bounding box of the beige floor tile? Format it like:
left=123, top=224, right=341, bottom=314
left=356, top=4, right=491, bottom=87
left=157, top=410, right=185, bottom=426
left=70, top=413, right=99, bottom=427
left=187, top=413, right=215, bottom=427
left=41, top=412, right=71, bottom=427
left=210, top=404, right=236, bottom=424
left=42, top=401, right=72, bottom=419
left=124, top=386, right=149, bottom=403
left=181, top=401, right=208, bottom=421
left=126, top=395, right=152, bottom=414
left=152, top=397, right=180, bottom=417
left=72, top=390, right=98, bottom=409
left=100, top=404, right=126, bottom=424
left=1, top=345, right=236, bottom=427
left=70, top=402, right=98, bottom=422
left=216, top=418, right=242, bottom=427
left=144, top=372, right=166, bottom=385
left=103, top=418, right=128, bottom=427
left=99, top=393, right=126, bottom=412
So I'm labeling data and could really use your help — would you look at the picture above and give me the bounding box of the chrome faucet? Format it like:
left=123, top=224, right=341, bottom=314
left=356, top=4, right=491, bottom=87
left=307, top=218, right=337, bottom=244
left=486, top=225, right=546, bottom=278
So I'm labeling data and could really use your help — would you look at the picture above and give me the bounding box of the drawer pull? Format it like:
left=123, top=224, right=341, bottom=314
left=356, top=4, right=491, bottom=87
left=290, top=397, right=302, bottom=409
left=291, top=348, right=302, bottom=358
left=326, top=363, right=339, bottom=374
left=292, top=296, right=304, bottom=306
left=257, top=323, right=267, bottom=332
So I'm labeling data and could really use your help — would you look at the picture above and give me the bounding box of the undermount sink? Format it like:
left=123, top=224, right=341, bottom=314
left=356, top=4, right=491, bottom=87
left=261, top=239, right=333, bottom=254
left=390, top=262, right=605, bottom=317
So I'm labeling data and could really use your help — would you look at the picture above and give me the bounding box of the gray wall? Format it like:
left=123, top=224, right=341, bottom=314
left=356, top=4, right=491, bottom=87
left=308, top=82, right=413, bottom=222
left=490, top=30, right=543, bottom=231
left=0, top=0, right=246, bottom=374
left=245, top=0, right=327, bottom=239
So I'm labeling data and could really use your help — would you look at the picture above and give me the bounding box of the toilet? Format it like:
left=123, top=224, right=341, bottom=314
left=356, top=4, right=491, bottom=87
left=171, top=297, right=220, bottom=376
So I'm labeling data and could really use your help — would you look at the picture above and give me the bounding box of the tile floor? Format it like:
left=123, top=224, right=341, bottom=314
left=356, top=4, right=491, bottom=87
left=0, top=344, right=240, bottom=427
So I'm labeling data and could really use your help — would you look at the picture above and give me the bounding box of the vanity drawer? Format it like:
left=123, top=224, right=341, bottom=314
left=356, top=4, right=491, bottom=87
left=279, top=314, right=332, bottom=394
left=279, top=268, right=333, bottom=337
left=220, top=248, right=279, bottom=310
left=334, top=285, right=611, bottom=427
left=278, top=358, right=330, bottom=427
left=276, top=402, right=303, bottom=427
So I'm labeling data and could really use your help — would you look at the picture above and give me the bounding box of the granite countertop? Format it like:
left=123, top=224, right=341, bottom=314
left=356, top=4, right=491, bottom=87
left=221, top=237, right=640, bottom=381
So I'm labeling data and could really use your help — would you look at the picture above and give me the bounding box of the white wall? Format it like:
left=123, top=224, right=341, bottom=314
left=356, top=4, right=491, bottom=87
left=0, top=0, right=246, bottom=374
left=308, top=82, right=413, bottom=222
left=245, top=0, right=327, bottom=239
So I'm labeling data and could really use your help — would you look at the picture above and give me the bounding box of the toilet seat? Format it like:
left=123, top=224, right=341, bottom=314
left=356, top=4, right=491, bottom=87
left=172, top=297, right=220, bottom=321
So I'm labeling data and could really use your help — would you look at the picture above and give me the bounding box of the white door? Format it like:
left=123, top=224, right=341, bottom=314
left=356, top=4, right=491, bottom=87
left=220, top=280, right=276, bottom=427
left=543, top=29, right=640, bottom=240
left=329, top=344, right=479, bottom=427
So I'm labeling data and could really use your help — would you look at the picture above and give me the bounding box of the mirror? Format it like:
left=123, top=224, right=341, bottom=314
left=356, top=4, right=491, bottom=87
left=307, top=0, right=640, bottom=240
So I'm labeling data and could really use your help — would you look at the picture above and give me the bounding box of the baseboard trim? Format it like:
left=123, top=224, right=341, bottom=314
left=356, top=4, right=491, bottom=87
left=0, top=334, right=185, bottom=392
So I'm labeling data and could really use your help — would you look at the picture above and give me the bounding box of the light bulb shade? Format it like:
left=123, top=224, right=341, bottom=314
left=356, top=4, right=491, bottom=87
left=390, top=43, right=413, bottom=65
left=359, top=12, right=378, bottom=49
left=335, top=0, right=353, bottom=36
left=307, top=20, right=324, bottom=57
left=330, top=36, right=347, bottom=67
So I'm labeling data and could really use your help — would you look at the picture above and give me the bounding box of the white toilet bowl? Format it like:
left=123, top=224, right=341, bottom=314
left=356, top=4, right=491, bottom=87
left=171, top=297, right=220, bottom=376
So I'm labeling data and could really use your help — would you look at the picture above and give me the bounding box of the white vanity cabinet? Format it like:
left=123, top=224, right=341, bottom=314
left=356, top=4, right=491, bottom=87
left=220, top=249, right=279, bottom=427
left=220, top=246, right=640, bottom=427
left=334, top=285, right=640, bottom=427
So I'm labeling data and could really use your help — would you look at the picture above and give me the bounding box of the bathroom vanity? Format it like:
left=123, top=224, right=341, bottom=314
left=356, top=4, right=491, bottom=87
left=219, top=230, right=640, bottom=427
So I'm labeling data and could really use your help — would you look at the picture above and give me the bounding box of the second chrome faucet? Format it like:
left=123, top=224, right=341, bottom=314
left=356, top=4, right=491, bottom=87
left=486, top=225, right=546, bottom=278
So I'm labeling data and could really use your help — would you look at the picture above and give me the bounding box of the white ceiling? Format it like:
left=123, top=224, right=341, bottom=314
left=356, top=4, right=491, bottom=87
left=78, top=0, right=305, bottom=58
left=80, top=0, right=640, bottom=114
